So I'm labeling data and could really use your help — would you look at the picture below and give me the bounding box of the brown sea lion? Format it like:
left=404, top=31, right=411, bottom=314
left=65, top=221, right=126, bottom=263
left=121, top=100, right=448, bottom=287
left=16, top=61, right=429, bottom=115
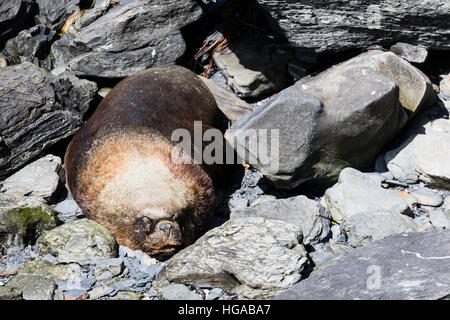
left=64, top=65, right=231, bottom=258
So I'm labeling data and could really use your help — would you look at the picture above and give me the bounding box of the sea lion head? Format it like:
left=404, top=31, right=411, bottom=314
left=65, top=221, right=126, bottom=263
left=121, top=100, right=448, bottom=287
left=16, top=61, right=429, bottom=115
left=134, top=216, right=183, bottom=257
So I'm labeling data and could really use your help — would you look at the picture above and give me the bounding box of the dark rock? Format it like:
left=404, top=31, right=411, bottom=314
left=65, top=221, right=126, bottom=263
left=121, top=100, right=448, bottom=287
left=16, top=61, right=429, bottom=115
left=3, top=24, right=57, bottom=70
left=212, top=31, right=293, bottom=99
left=274, top=231, right=450, bottom=300
left=226, top=50, right=436, bottom=188
left=257, top=0, right=450, bottom=52
left=390, top=42, right=428, bottom=64
left=0, top=62, right=97, bottom=180
left=0, top=0, right=36, bottom=48
left=51, top=0, right=203, bottom=78
left=35, top=0, right=81, bottom=31
left=198, top=76, right=253, bottom=122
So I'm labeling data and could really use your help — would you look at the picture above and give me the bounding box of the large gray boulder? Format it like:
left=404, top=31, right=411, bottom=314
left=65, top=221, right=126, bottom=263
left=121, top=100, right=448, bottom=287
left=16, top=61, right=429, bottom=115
left=0, top=62, right=97, bottom=179
left=257, top=0, right=450, bottom=52
left=226, top=60, right=403, bottom=188
left=51, top=0, right=202, bottom=78
left=386, top=117, right=450, bottom=189
left=230, top=195, right=331, bottom=245
left=154, top=217, right=308, bottom=299
left=274, top=231, right=450, bottom=300
left=226, top=51, right=434, bottom=188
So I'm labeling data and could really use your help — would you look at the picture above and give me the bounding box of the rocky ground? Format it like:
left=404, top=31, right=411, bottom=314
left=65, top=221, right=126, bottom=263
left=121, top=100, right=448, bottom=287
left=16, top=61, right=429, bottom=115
left=1, top=0, right=450, bottom=300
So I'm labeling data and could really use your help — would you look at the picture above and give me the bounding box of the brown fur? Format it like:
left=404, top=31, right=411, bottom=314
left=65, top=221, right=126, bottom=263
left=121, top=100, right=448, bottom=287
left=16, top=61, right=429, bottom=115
left=64, top=65, right=227, bottom=257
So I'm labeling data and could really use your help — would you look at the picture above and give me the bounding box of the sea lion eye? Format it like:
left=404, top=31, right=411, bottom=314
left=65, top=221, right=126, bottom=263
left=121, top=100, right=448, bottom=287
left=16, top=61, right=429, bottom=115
left=136, top=216, right=153, bottom=233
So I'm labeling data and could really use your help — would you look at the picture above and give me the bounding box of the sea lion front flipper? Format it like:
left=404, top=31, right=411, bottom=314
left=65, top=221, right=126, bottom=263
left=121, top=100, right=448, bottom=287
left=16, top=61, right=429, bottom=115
left=198, top=76, right=253, bottom=122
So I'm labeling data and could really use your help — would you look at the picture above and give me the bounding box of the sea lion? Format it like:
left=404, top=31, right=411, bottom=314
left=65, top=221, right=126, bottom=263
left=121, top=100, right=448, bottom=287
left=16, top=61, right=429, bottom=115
left=64, top=65, right=229, bottom=258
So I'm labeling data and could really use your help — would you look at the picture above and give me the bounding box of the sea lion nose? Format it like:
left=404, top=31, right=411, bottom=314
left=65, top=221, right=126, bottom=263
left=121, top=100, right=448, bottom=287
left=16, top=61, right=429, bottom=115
left=159, top=222, right=172, bottom=237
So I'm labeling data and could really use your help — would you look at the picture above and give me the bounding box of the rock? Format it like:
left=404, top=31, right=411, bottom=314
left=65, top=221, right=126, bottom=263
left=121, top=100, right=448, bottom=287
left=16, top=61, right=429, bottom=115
left=206, top=288, right=225, bottom=300
left=97, top=87, right=111, bottom=98
left=342, top=211, right=419, bottom=247
left=414, top=215, right=434, bottom=232
left=0, top=62, right=97, bottom=180
left=324, top=168, right=411, bottom=223
left=226, top=51, right=426, bottom=188
left=429, top=210, right=450, bottom=229
left=94, top=257, right=123, bottom=280
left=412, top=190, right=444, bottom=207
left=7, top=274, right=56, bottom=300
left=53, top=199, right=84, bottom=222
left=0, top=0, right=36, bottom=48
left=51, top=0, right=202, bottom=78
left=1, top=155, right=63, bottom=202
left=0, top=53, right=7, bottom=67
left=2, top=259, right=85, bottom=300
left=390, top=43, right=428, bottom=63
left=225, top=86, right=323, bottom=189
left=0, top=195, right=58, bottom=253
left=18, top=260, right=82, bottom=282
left=0, top=286, right=22, bottom=300
left=106, top=278, right=136, bottom=292
left=309, top=249, right=339, bottom=267
left=154, top=217, right=308, bottom=299
left=386, top=118, right=450, bottom=189
left=274, top=231, right=450, bottom=300
left=157, top=284, right=201, bottom=300
left=230, top=195, right=331, bottom=245
left=212, top=33, right=292, bottom=99
left=35, top=0, right=81, bottom=31
left=198, top=76, right=253, bottom=122
left=63, top=289, right=88, bottom=299
left=88, top=286, right=114, bottom=300
left=444, top=197, right=450, bottom=216
left=3, top=24, right=57, bottom=70
left=299, top=50, right=435, bottom=115
left=440, top=74, right=450, bottom=96
left=37, top=219, right=117, bottom=264
left=110, top=291, right=144, bottom=300
left=257, top=0, right=450, bottom=53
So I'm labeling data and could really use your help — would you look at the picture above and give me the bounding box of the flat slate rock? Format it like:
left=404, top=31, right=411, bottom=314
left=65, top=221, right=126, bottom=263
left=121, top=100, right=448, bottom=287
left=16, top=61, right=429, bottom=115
left=274, top=231, right=450, bottom=300
left=51, top=0, right=202, bottom=78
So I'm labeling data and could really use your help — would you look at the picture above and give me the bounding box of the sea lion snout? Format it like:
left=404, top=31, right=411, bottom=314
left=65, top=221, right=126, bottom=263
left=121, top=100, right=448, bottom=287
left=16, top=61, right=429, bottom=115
left=158, top=221, right=173, bottom=237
